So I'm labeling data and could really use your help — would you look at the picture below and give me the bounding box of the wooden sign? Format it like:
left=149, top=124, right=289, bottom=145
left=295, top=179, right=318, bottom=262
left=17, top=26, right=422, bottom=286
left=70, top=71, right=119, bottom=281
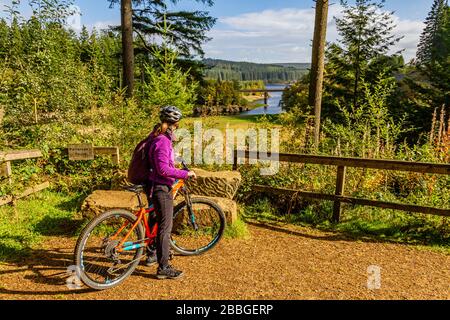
left=94, top=147, right=120, bottom=165
left=68, top=144, right=94, bottom=161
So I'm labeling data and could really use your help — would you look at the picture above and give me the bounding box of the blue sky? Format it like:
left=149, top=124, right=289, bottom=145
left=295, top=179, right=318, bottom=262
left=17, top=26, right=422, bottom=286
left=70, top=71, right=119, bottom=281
left=0, top=0, right=435, bottom=63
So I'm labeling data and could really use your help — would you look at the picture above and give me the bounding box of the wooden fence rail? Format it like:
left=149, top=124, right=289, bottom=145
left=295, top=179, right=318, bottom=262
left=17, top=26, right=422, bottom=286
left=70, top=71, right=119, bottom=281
left=0, top=149, right=49, bottom=206
left=233, top=150, right=450, bottom=222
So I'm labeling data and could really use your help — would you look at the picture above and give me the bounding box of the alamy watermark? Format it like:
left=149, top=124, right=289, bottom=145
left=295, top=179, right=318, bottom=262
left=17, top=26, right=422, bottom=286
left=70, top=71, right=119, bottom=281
left=174, top=121, right=280, bottom=175
left=367, top=265, right=382, bottom=290
left=66, top=265, right=82, bottom=290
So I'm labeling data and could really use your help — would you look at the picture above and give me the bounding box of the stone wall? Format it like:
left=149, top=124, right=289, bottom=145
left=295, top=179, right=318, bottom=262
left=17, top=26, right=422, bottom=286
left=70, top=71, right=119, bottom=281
left=81, top=190, right=238, bottom=224
left=184, top=168, right=241, bottom=199
left=82, top=168, right=242, bottom=225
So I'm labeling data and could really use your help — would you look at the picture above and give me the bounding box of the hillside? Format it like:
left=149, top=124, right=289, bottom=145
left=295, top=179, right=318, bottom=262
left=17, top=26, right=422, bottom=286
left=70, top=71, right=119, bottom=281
left=203, top=58, right=310, bottom=83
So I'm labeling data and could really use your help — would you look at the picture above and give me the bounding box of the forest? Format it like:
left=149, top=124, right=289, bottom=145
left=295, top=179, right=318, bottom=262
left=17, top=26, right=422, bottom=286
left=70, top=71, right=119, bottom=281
left=203, top=58, right=309, bottom=83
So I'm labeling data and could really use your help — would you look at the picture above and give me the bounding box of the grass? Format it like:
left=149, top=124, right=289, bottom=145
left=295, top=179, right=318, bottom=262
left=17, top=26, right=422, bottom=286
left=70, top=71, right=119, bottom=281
left=0, top=190, right=84, bottom=261
left=224, top=218, right=251, bottom=240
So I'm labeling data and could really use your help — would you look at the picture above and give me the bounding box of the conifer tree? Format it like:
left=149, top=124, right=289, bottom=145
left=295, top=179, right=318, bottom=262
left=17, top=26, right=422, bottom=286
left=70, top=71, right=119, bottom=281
left=390, top=2, right=449, bottom=140
left=416, top=0, right=447, bottom=65
left=108, top=0, right=216, bottom=58
left=417, top=1, right=449, bottom=100
left=431, top=4, right=449, bottom=97
left=329, top=0, right=403, bottom=109
left=325, top=0, right=402, bottom=112
left=0, top=19, right=8, bottom=59
left=143, top=19, right=198, bottom=115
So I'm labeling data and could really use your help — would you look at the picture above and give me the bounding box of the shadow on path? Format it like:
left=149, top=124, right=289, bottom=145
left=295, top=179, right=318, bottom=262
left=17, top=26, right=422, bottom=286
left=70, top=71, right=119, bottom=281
left=0, top=239, right=163, bottom=296
left=244, top=219, right=432, bottom=248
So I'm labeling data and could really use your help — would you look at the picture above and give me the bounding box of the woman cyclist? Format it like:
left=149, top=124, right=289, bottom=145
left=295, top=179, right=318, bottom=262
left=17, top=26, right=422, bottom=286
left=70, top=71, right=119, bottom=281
left=146, top=106, right=196, bottom=279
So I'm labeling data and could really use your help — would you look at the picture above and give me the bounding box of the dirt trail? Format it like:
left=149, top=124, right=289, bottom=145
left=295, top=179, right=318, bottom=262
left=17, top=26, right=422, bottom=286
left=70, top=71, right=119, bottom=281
left=0, top=222, right=449, bottom=300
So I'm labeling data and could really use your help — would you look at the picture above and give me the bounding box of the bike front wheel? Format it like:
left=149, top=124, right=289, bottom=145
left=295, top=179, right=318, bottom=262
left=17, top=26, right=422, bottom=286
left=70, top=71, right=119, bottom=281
left=170, top=197, right=226, bottom=256
left=74, top=209, right=145, bottom=290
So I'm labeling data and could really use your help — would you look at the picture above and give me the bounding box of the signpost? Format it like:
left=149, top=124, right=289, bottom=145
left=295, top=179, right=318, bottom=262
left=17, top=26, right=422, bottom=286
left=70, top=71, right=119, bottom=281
left=68, top=144, right=95, bottom=161
left=0, top=161, right=12, bottom=184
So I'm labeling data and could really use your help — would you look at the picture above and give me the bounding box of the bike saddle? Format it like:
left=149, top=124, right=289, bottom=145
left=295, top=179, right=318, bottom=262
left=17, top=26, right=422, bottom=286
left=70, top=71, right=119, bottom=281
left=122, top=184, right=145, bottom=194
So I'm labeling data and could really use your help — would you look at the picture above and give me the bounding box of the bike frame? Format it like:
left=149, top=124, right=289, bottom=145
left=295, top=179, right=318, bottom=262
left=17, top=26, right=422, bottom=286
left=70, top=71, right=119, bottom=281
left=112, top=179, right=187, bottom=253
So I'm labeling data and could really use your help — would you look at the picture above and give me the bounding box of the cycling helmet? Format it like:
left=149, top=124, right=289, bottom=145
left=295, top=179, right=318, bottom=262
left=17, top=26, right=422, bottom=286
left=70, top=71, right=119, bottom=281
left=160, top=105, right=182, bottom=123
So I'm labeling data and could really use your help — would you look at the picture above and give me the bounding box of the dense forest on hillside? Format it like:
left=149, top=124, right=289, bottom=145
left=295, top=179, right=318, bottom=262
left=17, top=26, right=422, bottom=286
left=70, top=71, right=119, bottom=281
left=203, top=58, right=309, bottom=83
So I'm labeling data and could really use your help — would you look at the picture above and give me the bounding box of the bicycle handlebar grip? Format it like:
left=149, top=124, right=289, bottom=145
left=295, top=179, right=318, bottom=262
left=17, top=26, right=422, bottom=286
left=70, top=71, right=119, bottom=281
left=181, top=159, right=189, bottom=171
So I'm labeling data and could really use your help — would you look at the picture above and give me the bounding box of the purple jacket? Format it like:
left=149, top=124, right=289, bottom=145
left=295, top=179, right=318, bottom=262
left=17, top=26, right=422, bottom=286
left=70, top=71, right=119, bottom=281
left=148, top=131, right=189, bottom=187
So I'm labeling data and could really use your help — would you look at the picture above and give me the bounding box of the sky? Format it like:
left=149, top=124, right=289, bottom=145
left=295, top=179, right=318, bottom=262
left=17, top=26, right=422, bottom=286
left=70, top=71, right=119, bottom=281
left=0, top=0, right=435, bottom=63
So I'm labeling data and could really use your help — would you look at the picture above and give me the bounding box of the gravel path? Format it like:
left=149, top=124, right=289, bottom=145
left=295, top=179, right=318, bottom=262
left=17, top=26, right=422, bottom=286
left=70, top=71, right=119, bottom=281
left=0, top=222, right=449, bottom=300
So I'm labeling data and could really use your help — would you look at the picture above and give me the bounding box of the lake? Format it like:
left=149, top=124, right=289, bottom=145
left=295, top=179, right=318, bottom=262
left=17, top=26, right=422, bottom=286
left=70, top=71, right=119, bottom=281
left=240, top=84, right=287, bottom=116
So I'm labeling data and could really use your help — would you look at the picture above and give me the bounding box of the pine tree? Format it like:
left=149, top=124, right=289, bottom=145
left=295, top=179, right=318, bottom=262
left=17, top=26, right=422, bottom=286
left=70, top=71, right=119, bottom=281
left=428, top=3, right=450, bottom=109
left=143, top=19, right=198, bottom=115
left=108, top=0, right=216, bottom=58
left=79, top=26, right=91, bottom=63
left=416, top=0, right=447, bottom=65
left=0, top=19, right=8, bottom=59
left=9, top=17, right=24, bottom=61
left=420, top=1, right=449, bottom=96
left=388, top=2, right=449, bottom=141
left=328, top=0, right=403, bottom=109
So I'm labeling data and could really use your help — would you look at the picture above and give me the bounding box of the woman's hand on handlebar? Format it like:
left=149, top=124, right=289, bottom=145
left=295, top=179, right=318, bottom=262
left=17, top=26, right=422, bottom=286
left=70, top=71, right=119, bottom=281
left=187, top=170, right=197, bottom=180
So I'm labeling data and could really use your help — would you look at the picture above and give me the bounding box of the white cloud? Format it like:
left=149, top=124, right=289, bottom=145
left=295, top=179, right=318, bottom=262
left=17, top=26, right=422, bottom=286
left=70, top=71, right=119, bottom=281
left=89, top=20, right=116, bottom=32
left=204, top=6, right=424, bottom=63
left=390, top=16, right=424, bottom=61
left=0, top=1, right=117, bottom=33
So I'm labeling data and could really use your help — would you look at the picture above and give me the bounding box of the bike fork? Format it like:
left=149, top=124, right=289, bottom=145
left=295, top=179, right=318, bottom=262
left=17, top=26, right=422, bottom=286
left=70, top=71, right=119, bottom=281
left=185, top=194, right=199, bottom=231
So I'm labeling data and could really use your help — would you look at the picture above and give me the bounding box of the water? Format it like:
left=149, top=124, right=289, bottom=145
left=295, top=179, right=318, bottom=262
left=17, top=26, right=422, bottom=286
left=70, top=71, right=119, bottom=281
left=240, top=84, right=287, bottom=116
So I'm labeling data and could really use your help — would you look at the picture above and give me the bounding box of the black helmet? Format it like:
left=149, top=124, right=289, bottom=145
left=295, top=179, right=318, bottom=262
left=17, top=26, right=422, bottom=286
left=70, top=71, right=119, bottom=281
left=160, top=105, right=182, bottom=123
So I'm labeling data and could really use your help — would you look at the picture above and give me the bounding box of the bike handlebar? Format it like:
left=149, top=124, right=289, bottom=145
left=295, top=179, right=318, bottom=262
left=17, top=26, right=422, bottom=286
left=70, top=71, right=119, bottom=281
left=181, top=159, right=189, bottom=171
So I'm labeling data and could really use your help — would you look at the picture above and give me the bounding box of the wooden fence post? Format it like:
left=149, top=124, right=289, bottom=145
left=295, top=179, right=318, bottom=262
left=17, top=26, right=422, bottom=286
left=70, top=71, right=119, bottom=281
left=6, top=161, right=11, bottom=184
left=112, top=147, right=120, bottom=166
left=309, top=0, right=329, bottom=148
left=0, top=161, right=12, bottom=184
left=0, top=150, right=48, bottom=207
left=333, top=165, right=346, bottom=223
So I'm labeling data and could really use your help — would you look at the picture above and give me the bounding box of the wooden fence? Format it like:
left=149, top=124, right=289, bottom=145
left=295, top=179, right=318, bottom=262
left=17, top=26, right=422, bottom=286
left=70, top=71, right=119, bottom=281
left=0, top=149, right=49, bottom=206
left=232, top=150, right=450, bottom=222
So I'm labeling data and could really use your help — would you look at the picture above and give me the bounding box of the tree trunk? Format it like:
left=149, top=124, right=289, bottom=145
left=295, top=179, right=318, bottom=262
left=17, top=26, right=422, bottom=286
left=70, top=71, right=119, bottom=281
left=353, top=32, right=362, bottom=110
left=309, top=0, right=329, bottom=149
left=121, top=0, right=134, bottom=98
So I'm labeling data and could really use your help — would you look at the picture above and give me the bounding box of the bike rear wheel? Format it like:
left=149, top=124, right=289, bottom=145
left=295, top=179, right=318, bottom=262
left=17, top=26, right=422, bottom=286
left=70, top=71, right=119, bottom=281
left=74, top=209, right=145, bottom=290
left=170, top=197, right=226, bottom=256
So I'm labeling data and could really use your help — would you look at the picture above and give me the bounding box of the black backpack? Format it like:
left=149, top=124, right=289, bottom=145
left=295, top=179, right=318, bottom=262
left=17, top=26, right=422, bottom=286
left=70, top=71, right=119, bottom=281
left=127, top=134, right=154, bottom=185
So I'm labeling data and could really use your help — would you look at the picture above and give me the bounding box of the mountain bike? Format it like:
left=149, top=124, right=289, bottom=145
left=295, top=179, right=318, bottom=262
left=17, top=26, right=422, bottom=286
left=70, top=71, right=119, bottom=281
left=73, top=160, right=226, bottom=290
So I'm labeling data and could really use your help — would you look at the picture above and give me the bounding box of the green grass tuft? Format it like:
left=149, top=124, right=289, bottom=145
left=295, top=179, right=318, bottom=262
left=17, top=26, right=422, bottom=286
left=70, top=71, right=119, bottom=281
left=0, top=191, right=84, bottom=261
left=224, top=218, right=251, bottom=239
